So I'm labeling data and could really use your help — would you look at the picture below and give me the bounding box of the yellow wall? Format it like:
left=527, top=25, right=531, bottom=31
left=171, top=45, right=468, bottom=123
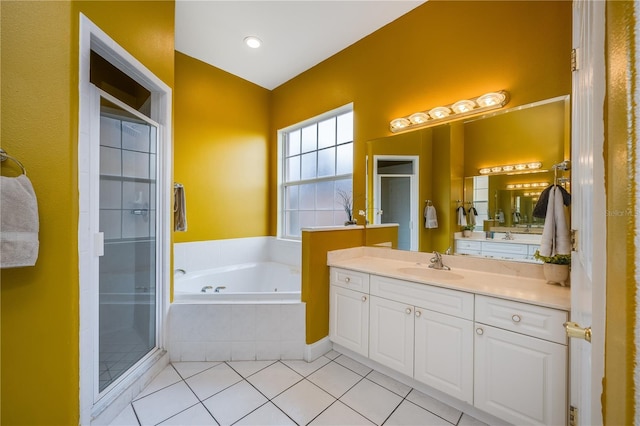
left=604, top=1, right=636, bottom=423
left=302, top=227, right=398, bottom=344
left=173, top=52, right=271, bottom=243
left=0, top=1, right=174, bottom=424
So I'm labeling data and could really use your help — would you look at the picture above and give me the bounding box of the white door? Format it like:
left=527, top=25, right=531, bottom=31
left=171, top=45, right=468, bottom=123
left=369, top=296, right=414, bottom=376
left=570, top=1, right=606, bottom=424
left=329, top=286, right=369, bottom=356
left=414, top=308, right=473, bottom=404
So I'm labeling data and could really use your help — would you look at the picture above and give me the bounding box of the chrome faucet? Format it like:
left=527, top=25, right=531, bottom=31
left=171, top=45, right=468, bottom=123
left=214, top=286, right=226, bottom=293
left=174, top=268, right=186, bottom=276
left=201, top=285, right=213, bottom=293
left=503, top=231, right=514, bottom=240
left=429, top=251, right=451, bottom=271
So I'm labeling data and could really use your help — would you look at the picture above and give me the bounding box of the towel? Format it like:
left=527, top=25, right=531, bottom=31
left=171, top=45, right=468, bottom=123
left=1, top=174, right=39, bottom=268
left=539, top=186, right=571, bottom=257
left=467, top=206, right=477, bottom=226
left=533, top=185, right=571, bottom=218
left=496, top=210, right=505, bottom=223
left=424, top=205, right=438, bottom=229
left=174, top=184, right=187, bottom=232
left=456, top=206, right=467, bottom=227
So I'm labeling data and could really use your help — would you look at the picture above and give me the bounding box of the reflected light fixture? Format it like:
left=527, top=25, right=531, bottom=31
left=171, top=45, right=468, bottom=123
left=390, top=90, right=509, bottom=133
left=506, top=182, right=549, bottom=190
left=244, top=36, right=262, bottom=48
left=478, top=161, right=543, bottom=175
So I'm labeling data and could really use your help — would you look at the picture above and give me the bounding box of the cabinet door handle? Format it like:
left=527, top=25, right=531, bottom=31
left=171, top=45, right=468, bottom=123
left=415, top=310, right=422, bottom=318
left=512, top=314, right=521, bottom=323
left=362, top=295, right=367, bottom=302
left=405, top=307, right=412, bottom=314
left=476, top=327, right=484, bottom=335
left=345, top=277, right=351, bottom=283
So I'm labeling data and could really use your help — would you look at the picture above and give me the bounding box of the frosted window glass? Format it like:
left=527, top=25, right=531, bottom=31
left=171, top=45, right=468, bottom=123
left=334, top=178, right=352, bottom=209
left=100, top=146, right=122, bottom=176
left=100, top=180, right=122, bottom=209
left=316, top=181, right=334, bottom=209
left=476, top=188, right=489, bottom=199
left=301, top=124, right=317, bottom=153
left=334, top=210, right=349, bottom=225
left=301, top=152, right=317, bottom=180
left=122, top=210, right=149, bottom=239
left=337, top=111, right=353, bottom=144
left=286, top=156, right=300, bottom=182
left=149, top=154, right=157, bottom=182
left=150, top=183, right=156, bottom=211
left=122, top=122, right=150, bottom=152
left=315, top=210, right=333, bottom=226
left=123, top=150, right=149, bottom=178
left=336, top=143, right=353, bottom=175
left=286, top=186, right=299, bottom=209
left=318, top=117, right=336, bottom=149
left=317, top=147, right=335, bottom=178
left=287, top=130, right=301, bottom=156
left=100, top=116, right=121, bottom=148
left=100, top=210, right=122, bottom=240
left=299, top=183, right=315, bottom=209
left=149, top=127, right=157, bottom=154
left=286, top=211, right=300, bottom=237
left=299, top=211, right=315, bottom=229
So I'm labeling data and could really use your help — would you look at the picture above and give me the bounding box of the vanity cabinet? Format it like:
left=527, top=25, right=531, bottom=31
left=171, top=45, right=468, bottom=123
left=474, top=295, right=568, bottom=426
left=369, top=296, right=414, bottom=376
left=454, top=238, right=540, bottom=261
left=329, top=268, right=370, bottom=356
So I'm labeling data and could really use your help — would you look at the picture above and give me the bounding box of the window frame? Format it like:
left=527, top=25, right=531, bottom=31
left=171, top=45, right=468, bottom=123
left=277, top=103, right=354, bottom=240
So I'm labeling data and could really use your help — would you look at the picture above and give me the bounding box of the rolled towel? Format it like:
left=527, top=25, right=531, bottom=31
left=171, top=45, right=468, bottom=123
left=424, top=205, right=438, bottom=229
left=1, top=174, right=39, bottom=268
left=174, top=184, right=187, bottom=232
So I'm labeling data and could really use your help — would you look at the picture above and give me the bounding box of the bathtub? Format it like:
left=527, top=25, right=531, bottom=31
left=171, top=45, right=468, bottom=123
left=174, top=261, right=301, bottom=303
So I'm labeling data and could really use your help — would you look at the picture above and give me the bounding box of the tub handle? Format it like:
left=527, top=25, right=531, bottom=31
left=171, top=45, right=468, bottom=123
left=214, top=286, right=226, bottom=293
left=201, top=285, right=213, bottom=293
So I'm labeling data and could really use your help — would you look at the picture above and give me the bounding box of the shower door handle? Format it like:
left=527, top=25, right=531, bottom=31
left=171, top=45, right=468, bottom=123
left=94, top=232, right=104, bottom=257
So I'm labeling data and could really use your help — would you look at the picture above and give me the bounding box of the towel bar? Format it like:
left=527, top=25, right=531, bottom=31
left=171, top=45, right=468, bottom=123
left=0, top=148, right=27, bottom=175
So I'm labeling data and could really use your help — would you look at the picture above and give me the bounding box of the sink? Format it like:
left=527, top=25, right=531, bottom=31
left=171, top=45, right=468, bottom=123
left=397, top=267, right=464, bottom=281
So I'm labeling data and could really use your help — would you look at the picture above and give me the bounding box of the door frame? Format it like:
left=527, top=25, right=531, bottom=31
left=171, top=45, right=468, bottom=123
left=78, top=14, right=172, bottom=423
left=373, top=155, right=419, bottom=251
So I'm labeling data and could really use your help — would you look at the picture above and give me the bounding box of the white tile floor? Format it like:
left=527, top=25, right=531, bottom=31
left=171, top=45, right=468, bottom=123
left=110, top=350, right=488, bottom=426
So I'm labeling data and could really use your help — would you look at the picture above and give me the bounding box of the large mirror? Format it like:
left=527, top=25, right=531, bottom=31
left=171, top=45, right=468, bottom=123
left=366, top=95, right=570, bottom=261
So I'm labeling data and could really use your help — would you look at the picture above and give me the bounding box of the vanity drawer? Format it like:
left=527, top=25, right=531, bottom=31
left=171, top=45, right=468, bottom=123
left=475, top=295, right=568, bottom=344
left=331, top=267, right=370, bottom=292
left=370, top=274, right=474, bottom=320
left=481, top=241, right=528, bottom=255
left=528, top=244, right=541, bottom=256
left=456, top=240, right=482, bottom=250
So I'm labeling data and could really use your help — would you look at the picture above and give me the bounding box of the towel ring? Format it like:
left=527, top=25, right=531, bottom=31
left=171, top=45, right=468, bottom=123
left=0, top=148, right=27, bottom=175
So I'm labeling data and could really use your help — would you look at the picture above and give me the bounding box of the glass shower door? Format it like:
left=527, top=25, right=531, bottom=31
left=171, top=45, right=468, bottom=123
left=98, top=96, right=158, bottom=393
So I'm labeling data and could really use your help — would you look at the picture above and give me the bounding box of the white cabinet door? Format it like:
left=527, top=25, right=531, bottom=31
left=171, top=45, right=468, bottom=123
left=369, top=296, right=414, bottom=376
left=329, top=286, right=369, bottom=356
left=414, top=309, right=473, bottom=404
left=474, top=324, right=567, bottom=426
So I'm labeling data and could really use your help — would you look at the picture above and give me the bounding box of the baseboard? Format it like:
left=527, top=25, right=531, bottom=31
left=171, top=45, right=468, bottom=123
left=304, top=336, right=332, bottom=362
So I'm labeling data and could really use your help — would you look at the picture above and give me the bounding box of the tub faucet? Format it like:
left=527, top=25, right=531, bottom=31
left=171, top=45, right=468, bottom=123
left=201, top=285, right=213, bottom=293
left=214, top=286, right=226, bottom=293
left=175, top=268, right=186, bottom=276
left=429, top=251, right=451, bottom=271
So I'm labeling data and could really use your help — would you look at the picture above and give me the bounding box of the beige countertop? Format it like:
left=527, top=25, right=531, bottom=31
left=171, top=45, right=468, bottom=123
left=327, top=247, right=570, bottom=311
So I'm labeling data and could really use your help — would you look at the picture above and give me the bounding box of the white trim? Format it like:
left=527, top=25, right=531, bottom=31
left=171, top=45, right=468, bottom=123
left=304, top=337, right=333, bottom=362
left=78, top=14, right=172, bottom=424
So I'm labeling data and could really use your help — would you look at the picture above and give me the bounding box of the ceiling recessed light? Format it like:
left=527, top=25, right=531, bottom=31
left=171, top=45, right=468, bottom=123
left=244, top=36, right=262, bottom=49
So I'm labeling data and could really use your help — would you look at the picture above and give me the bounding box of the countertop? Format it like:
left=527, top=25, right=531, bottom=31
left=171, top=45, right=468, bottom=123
left=327, top=247, right=570, bottom=311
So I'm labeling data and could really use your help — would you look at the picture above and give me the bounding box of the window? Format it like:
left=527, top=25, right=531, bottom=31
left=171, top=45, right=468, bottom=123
left=472, top=175, right=489, bottom=229
left=280, top=105, right=353, bottom=239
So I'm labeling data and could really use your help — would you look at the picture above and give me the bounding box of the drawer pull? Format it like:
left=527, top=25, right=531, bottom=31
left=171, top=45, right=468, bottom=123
left=345, top=277, right=351, bottom=283
left=415, top=310, right=422, bottom=318
left=512, top=314, right=522, bottom=323
left=476, top=327, right=484, bottom=335
left=405, top=307, right=412, bottom=314
left=362, top=295, right=367, bottom=302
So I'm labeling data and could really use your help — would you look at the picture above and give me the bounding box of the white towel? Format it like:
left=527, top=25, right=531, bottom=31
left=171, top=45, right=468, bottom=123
left=174, top=184, right=187, bottom=232
left=457, top=206, right=467, bottom=227
left=539, top=186, right=556, bottom=257
left=467, top=207, right=476, bottom=226
left=554, top=187, right=571, bottom=254
left=0, top=174, right=39, bottom=268
left=424, top=205, right=438, bottom=229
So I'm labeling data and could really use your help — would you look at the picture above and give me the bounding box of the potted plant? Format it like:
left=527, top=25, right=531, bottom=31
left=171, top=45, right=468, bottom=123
left=461, top=225, right=474, bottom=237
left=336, top=189, right=357, bottom=225
left=533, top=250, right=571, bottom=286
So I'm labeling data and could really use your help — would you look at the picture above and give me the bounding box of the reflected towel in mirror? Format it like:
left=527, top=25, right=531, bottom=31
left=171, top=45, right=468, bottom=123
left=424, top=204, right=438, bottom=228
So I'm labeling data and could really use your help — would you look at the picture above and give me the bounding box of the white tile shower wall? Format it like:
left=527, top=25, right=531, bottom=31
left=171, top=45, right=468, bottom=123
left=168, top=303, right=306, bottom=362
left=268, top=238, right=302, bottom=267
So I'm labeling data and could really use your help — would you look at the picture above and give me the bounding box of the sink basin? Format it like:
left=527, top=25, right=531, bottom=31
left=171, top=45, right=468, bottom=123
left=397, top=267, right=464, bottom=281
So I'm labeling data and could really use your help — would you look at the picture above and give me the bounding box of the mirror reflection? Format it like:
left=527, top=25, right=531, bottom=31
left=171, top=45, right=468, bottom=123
left=366, top=95, right=570, bottom=262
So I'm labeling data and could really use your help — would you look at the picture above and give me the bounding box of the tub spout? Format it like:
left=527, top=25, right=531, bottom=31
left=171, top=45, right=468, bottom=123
left=201, top=285, right=213, bottom=293
left=175, top=268, right=186, bottom=276
left=214, top=286, right=226, bottom=293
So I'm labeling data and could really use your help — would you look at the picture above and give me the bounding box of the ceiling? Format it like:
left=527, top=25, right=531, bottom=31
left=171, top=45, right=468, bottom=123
left=175, top=1, right=426, bottom=90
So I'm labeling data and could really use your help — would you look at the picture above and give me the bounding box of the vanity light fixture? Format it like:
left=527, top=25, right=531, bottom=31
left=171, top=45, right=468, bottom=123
left=506, top=182, right=549, bottom=190
left=389, top=90, right=509, bottom=133
left=478, top=161, right=543, bottom=175
left=244, top=36, right=262, bottom=48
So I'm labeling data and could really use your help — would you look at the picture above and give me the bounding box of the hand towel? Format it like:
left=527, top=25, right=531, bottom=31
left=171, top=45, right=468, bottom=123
left=457, top=206, right=467, bottom=227
left=533, top=185, right=571, bottom=218
left=554, top=187, right=571, bottom=254
left=1, top=174, right=39, bottom=268
left=424, top=205, right=438, bottom=229
left=174, top=184, right=187, bottom=232
left=467, top=206, right=476, bottom=226
left=539, top=186, right=557, bottom=257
